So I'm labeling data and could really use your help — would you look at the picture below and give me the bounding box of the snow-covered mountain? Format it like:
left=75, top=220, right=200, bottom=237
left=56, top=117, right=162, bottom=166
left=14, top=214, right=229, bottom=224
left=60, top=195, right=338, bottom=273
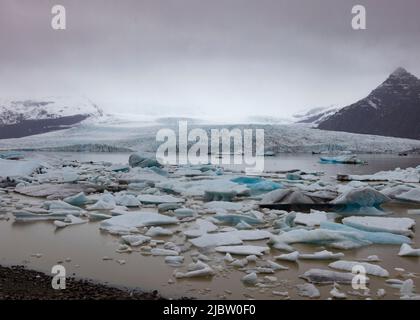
left=0, top=97, right=104, bottom=139
left=293, top=105, right=339, bottom=126
left=317, top=68, right=420, bottom=139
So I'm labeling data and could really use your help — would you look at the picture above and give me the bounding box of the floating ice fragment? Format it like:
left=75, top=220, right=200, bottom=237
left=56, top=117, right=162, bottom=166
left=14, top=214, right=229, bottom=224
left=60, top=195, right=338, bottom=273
left=215, top=245, right=269, bottom=256
left=129, top=153, right=162, bottom=168
left=320, top=155, right=364, bottom=164
left=151, top=248, right=179, bottom=256
left=296, top=283, right=320, bottom=298
left=145, top=226, right=174, bottom=237
left=174, top=208, right=195, bottom=218
left=299, top=250, right=344, bottom=260
left=183, top=219, right=218, bottom=238
left=331, top=187, right=390, bottom=207
left=165, top=255, right=184, bottom=266
left=137, top=194, right=184, bottom=204
left=398, top=243, right=420, bottom=257
left=300, top=268, right=363, bottom=284
left=241, top=272, right=258, bottom=286
left=63, top=192, right=90, bottom=206
left=121, top=234, right=151, bottom=246
left=342, top=216, right=415, bottom=237
left=213, top=213, right=263, bottom=225
left=395, top=188, right=420, bottom=204
left=329, top=260, right=389, bottom=277
left=54, top=214, right=87, bottom=228
left=274, top=251, right=299, bottom=262
left=204, top=201, right=242, bottom=211
left=294, top=210, right=334, bottom=227
left=175, top=261, right=215, bottom=278
left=330, top=285, right=347, bottom=299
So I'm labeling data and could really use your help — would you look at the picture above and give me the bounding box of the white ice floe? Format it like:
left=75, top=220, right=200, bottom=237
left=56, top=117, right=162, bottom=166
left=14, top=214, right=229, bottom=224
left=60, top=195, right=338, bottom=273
left=296, top=283, right=320, bottom=298
left=330, top=285, right=347, bottom=299
left=300, top=268, right=364, bottom=284
left=215, top=245, right=269, bottom=256
left=151, top=248, right=179, bottom=256
left=0, top=159, right=43, bottom=178
left=54, top=214, right=87, bottom=228
left=121, top=234, right=151, bottom=246
left=203, top=201, right=243, bottom=211
left=174, top=208, right=195, bottom=218
left=137, top=194, right=184, bottom=204
left=175, top=261, right=215, bottom=278
left=299, top=250, right=344, bottom=260
left=165, top=255, right=184, bottom=266
left=274, top=251, right=300, bottom=262
left=145, top=226, right=174, bottom=237
left=241, top=272, right=258, bottom=286
left=294, top=210, right=334, bottom=227
left=350, top=167, right=420, bottom=183
left=395, top=188, right=420, bottom=204
left=329, top=260, right=389, bottom=277
left=183, top=219, right=218, bottom=238
left=100, top=212, right=178, bottom=232
left=189, top=230, right=272, bottom=248
left=87, top=194, right=116, bottom=210
left=115, top=194, right=141, bottom=207
left=398, top=243, right=420, bottom=257
left=342, top=216, right=415, bottom=237
left=331, top=187, right=390, bottom=207
left=63, top=192, right=90, bottom=206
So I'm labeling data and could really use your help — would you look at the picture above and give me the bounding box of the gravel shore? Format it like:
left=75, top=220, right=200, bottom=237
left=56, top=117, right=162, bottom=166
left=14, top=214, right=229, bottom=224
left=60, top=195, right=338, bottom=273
left=0, top=265, right=163, bottom=300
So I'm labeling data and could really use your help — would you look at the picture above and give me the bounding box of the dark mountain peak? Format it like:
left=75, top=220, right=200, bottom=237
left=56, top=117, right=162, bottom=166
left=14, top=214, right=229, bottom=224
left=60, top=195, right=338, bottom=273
left=317, top=67, right=420, bottom=140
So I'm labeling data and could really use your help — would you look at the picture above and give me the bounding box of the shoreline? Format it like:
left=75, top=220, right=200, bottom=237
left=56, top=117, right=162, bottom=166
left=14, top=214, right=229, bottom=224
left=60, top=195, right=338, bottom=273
left=0, top=264, right=167, bottom=300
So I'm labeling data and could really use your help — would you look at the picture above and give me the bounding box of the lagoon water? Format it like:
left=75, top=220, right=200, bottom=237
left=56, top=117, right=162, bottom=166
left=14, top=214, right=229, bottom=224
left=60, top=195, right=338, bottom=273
left=1, top=152, right=419, bottom=299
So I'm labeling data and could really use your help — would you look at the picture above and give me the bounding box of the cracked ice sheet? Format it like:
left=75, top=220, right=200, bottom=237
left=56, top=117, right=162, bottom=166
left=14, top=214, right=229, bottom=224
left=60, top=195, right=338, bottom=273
left=189, top=230, right=272, bottom=248
left=215, top=245, right=270, bottom=256
left=342, top=216, right=415, bottom=237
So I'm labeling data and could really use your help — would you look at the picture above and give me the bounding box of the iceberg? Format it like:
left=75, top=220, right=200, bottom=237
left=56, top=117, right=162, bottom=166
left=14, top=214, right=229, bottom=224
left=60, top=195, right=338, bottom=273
left=274, top=251, right=299, bottom=262
left=174, top=208, right=195, bottom=218
left=175, top=261, right=215, bottom=278
left=151, top=248, right=179, bottom=256
left=260, top=188, right=319, bottom=205
left=215, top=245, right=269, bottom=256
left=342, top=216, right=415, bottom=237
left=398, top=243, right=420, bottom=257
left=203, top=201, right=243, bottom=211
left=213, top=213, right=263, bottom=225
left=115, top=194, right=141, bottom=207
left=350, top=167, right=420, bottom=183
left=331, top=187, right=391, bottom=207
left=86, top=194, right=116, bottom=210
left=241, top=272, right=258, bottom=286
left=63, top=192, right=90, bottom=207
left=294, top=210, right=334, bottom=227
left=231, top=176, right=282, bottom=194
left=0, top=159, right=43, bottom=178
left=329, top=260, right=389, bottom=277
left=190, top=233, right=243, bottom=248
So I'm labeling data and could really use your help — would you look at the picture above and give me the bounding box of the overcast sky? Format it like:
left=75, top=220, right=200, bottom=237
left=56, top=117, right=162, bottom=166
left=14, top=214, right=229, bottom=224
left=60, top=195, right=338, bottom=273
left=1, top=0, right=419, bottom=119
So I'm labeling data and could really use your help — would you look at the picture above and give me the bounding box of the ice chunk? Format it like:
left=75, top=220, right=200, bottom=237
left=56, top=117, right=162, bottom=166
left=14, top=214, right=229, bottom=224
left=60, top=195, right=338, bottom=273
left=320, top=155, right=364, bottom=164
left=0, top=159, right=43, bottom=178
left=121, top=235, right=151, bottom=246
left=274, top=251, right=299, bottom=262
left=395, top=188, right=420, bottom=204
left=330, top=285, right=347, bottom=299
left=260, top=188, right=318, bottom=205
left=189, top=230, right=271, bottom=248
left=13, top=210, right=79, bottom=221
left=137, top=194, right=184, bottom=204
left=145, top=226, right=175, bottom=237
left=204, top=201, right=242, bottom=211
left=213, top=213, right=263, bottom=225
left=63, top=192, right=89, bottom=207
left=398, top=243, right=420, bottom=257
left=321, top=221, right=412, bottom=246
left=175, top=261, right=215, bottom=278
left=241, top=272, right=258, bottom=286
left=115, top=194, right=141, bottom=207
left=294, top=210, right=334, bottom=227
left=300, top=268, right=364, bottom=284
left=299, top=250, right=344, bottom=260
left=350, top=167, right=420, bottom=183
left=342, top=216, right=415, bottom=237
left=183, top=219, right=218, bottom=238
left=296, top=283, right=320, bottom=298
left=231, top=176, right=282, bottom=195
left=151, top=248, right=179, bottom=256
left=331, top=187, right=390, bottom=207
left=174, top=208, right=195, bottom=218
left=329, top=260, right=389, bottom=277
left=87, top=194, right=116, bottom=210
left=158, top=202, right=182, bottom=213
left=165, top=255, right=184, bottom=266
left=129, top=153, right=162, bottom=168
left=215, top=245, right=269, bottom=256
left=100, top=212, right=178, bottom=232
left=54, top=214, right=87, bottom=228
left=44, top=200, right=84, bottom=212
